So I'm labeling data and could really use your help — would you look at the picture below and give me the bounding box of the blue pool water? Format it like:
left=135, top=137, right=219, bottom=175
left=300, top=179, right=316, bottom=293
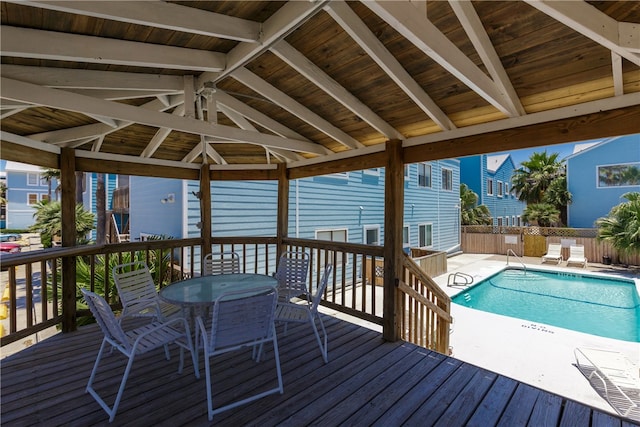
left=452, top=268, right=640, bottom=342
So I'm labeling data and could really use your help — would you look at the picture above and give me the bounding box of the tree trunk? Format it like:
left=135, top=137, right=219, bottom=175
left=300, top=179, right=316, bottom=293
left=75, top=172, right=84, bottom=204
left=96, top=173, right=106, bottom=245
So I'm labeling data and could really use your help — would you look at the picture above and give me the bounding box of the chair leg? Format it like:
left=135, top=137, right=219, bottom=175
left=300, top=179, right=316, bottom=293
left=310, top=314, right=328, bottom=363
left=203, top=351, right=215, bottom=421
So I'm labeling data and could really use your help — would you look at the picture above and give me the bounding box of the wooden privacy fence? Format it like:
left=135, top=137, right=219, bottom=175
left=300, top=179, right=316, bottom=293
left=462, top=226, right=640, bottom=266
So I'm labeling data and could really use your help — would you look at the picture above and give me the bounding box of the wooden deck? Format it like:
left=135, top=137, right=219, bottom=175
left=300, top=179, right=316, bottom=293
left=1, top=315, right=637, bottom=427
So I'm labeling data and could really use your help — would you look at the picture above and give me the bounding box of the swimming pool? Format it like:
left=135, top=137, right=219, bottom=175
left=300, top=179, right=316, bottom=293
left=452, top=268, right=640, bottom=342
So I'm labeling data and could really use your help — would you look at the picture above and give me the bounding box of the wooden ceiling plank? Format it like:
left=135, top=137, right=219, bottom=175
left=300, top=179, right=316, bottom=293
left=2, top=77, right=329, bottom=155
left=271, top=41, right=404, bottom=140
left=525, top=0, right=640, bottom=66
left=0, top=138, right=59, bottom=169
left=364, top=1, right=515, bottom=117
left=1, top=26, right=225, bottom=72
left=0, top=65, right=184, bottom=91
left=448, top=0, right=525, bottom=116
left=17, top=0, right=261, bottom=43
left=198, top=0, right=331, bottom=87
left=326, top=1, right=455, bottom=131
left=232, top=67, right=364, bottom=150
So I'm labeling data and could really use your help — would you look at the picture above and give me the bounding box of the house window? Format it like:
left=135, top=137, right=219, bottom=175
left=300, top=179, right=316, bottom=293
left=28, top=193, right=38, bottom=205
left=404, top=165, right=410, bottom=181
left=487, top=178, right=494, bottom=195
left=363, top=168, right=379, bottom=176
left=512, top=215, right=516, bottom=226
left=505, top=183, right=510, bottom=198
left=517, top=215, right=521, bottom=226
left=403, top=225, right=410, bottom=248
left=597, top=163, right=640, bottom=187
left=497, top=217, right=503, bottom=226
left=497, top=181, right=503, bottom=197
left=364, top=226, right=380, bottom=246
left=418, top=163, right=432, bottom=188
left=27, top=173, right=39, bottom=186
left=418, top=223, right=433, bottom=247
left=316, top=228, right=347, bottom=264
left=441, top=168, right=453, bottom=191
left=40, top=194, right=49, bottom=202
left=505, top=216, right=510, bottom=226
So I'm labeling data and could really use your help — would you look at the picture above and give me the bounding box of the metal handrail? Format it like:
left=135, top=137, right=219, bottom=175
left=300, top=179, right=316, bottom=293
left=506, top=249, right=527, bottom=274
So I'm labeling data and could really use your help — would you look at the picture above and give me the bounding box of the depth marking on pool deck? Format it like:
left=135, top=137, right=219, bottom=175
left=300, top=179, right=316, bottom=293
left=521, top=323, right=556, bottom=334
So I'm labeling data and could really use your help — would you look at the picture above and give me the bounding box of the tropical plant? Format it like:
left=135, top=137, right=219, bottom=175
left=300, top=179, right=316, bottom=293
left=0, top=181, right=6, bottom=205
left=522, top=203, right=560, bottom=227
left=460, top=183, right=492, bottom=225
left=41, top=168, right=61, bottom=201
left=511, top=151, right=571, bottom=226
left=29, top=200, right=95, bottom=247
left=596, top=192, right=640, bottom=255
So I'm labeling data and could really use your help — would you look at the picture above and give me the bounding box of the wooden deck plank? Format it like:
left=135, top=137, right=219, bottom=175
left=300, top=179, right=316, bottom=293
left=1, top=315, right=637, bottom=427
left=496, top=383, right=542, bottom=426
left=466, top=375, right=519, bottom=426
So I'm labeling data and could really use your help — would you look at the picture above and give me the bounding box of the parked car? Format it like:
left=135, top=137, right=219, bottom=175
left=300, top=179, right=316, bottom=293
left=0, top=233, right=22, bottom=242
left=0, top=242, right=21, bottom=253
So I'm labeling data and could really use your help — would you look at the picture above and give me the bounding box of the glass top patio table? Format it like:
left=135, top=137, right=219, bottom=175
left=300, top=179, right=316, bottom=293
left=159, top=273, right=277, bottom=306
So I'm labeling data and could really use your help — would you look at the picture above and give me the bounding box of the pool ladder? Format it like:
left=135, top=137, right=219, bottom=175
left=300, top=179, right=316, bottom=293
left=506, top=249, right=527, bottom=274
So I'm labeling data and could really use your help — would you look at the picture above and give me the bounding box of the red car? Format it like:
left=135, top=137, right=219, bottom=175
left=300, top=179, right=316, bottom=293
left=0, top=242, right=21, bottom=253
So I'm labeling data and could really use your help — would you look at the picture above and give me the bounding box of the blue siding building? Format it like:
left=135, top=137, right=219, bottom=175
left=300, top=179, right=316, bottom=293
left=566, top=134, right=640, bottom=228
left=129, top=160, right=461, bottom=255
left=459, top=154, right=526, bottom=226
left=3, top=161, right=58, bottom=229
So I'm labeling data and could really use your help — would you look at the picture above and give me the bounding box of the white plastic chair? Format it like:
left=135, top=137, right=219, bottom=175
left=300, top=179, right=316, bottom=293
left=196, top=286, right=283, bottom=421
left=541, top=243, right=563, bottom=264
left=81, top=289, right=199, bottom=422
left=274, top=251, right=310, bottom=303
left=276, top=264, right=333, bottom=363
left=567, top=245, right=588, bottom=268
left=112, top=261, right=180, bottom=322
left=203, top=251, right=240, bottom=276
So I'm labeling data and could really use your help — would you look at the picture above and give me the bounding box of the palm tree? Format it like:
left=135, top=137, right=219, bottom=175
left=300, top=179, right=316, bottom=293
left=41, top=168, right=61, bottom=201
left=29, top=200, right=95, bottom=247
left=460, top=183, right=492, bottom=225
left=596, top=192, right=640, bottom=256
left=511, top=151, right=571, bottom=226
left=522, top=203, right=560, bottom=227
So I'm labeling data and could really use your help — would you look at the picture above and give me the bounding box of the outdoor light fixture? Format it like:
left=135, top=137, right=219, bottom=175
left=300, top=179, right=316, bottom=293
left=160, top=193, right=175, bottom=204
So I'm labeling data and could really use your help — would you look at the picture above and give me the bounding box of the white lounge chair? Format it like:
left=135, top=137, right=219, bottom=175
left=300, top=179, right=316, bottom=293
left=566, top=244, right=588, bottom=268
left=196, top=286, right=283, bottom=421
left=276, top=264, right=333, bottom=363
left=574, top=347, right=640, bottom=419
left=541, top=243, right=563, bottom=264
left=82, top=289, right=198, bottom=422
left=274, top=250, right=310, bottom=303
left=112, top=261, right=180, bottom=322
left=203, top=251, right=240, bottom=275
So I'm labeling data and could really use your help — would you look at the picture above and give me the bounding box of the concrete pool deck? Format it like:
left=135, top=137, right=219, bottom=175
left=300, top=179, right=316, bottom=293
left=434, top=253, right=639, bottom=418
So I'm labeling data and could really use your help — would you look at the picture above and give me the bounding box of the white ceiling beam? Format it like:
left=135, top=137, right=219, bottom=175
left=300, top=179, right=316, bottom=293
left=0, top=107, right=28, bottom=120
left=27, top=96, right=183, bottom=144
left=363, top=1, right=515, bottom=117
left=326, top=1, right=454, bottom=131
left=525, top=0, right=640, bottom=66
left=197, top=0, right=331, bottom=87
left=14, top=1, right=261, bottom=43
left=85, top=114, right=118, bottom=128
left=1, top=131, right=61, bottom=154
left=232, top=67, right=364, bottom=150
left=1, top=26, right=226, bottom=72
left=612, top=53, right=624, bottom=96
left=215, top=91, right=309, bottom=142
left=271, top=41, right=404, bottom=140
left=141, top=105, right=186, bottom=158
left=217, top=103, right=302, bottom=162
left=2, top=78, right=329, bottom=156
left=448, top=0, right=525, bottom=116
left=619, top=22, right=640, bottom=53
left=64, top=89, right=179, bottom=101
left=92, top=135, right=105, bottom=152
left=182, top=144, right=204, bottom=164
left=0, top=65, right=184, bottom=91
left=205, top=144, right=226, bottom=165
